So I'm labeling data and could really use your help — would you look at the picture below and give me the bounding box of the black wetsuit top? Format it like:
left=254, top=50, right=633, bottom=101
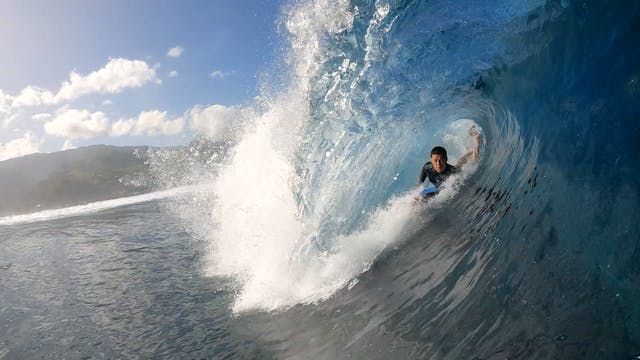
left=419, top=162, right=457, bottom=188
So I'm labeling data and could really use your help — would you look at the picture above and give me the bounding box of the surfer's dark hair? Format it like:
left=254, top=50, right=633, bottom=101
left=430, top=146, right=448, bottom=159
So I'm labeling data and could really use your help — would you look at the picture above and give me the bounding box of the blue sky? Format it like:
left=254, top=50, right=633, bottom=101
left=0, top=0, right=285, bottom=160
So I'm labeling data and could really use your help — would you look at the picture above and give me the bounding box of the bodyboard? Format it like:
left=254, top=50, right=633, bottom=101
left=420, top=184, right=438, bottom=199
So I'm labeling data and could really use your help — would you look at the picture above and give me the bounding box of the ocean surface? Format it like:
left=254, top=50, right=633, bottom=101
left=2, top=0, right=639, bottom=358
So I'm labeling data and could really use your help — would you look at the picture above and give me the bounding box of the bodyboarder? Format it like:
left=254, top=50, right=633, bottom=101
left=418, top=126, right=482, bottom=197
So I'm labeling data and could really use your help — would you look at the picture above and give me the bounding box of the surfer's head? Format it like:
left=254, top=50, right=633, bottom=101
left=430, top=146, right=448, bottom=173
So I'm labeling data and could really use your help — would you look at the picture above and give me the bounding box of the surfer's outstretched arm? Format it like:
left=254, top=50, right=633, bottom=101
left=455, top=126, right=483, bottom=169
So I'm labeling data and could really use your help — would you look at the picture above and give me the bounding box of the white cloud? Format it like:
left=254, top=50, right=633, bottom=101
left=167, top=46, right=184, bottom=58
left=189, top=104, right=243, bottom=139
left=132, top=110, right=184, bottom=136
left=0, top=89, right=12, bottom=113
left=209, top=70, right=226, bottom=79
left=43, top=106, right=185, bottom=140
left=0, top=90, right=17, bottom=128
left=11, top=86, right=55, bottom=107
left=62, top=140, right=76, bottom=150
left=44, top=108, right=110, bottom=139
left=209, top=70, right=236, bottom=79
left=168, top=70, right=178, bottom=78
left=32, top=113, right=52, bottom=121
left=102, top=99, right=114, bottom=106
left=111, top=110, right=184, bottom=137
left=54, top=58, right=159, bottom=103
left=0, top=132, right=41, bottom=161
left=1, top=113, right=20, bottom=129
left=109, top=118, right=136, bottom=137
left=2, top=58, right=158, bottom=112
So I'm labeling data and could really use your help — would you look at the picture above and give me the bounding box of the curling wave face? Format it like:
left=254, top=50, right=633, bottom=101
left=192, top=0, right=504, bottom=312
left=151, top=0, right=639, bottom=357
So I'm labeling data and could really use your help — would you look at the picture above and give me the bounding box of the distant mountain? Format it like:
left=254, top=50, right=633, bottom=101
left=0, top=145, right=153, bottom=217
left=0, top=137, right=233, bottom=217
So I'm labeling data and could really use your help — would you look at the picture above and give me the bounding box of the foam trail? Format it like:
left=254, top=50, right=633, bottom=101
left=0, top=185, right=203, bottom=226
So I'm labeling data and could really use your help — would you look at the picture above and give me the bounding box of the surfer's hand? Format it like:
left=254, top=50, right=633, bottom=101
left=469, top=126, right=482, bottom=145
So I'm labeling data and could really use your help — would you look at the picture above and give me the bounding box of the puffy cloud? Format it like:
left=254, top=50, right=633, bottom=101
left=102, top=99, right=114, bottom=106
left=32, top=113, right=52, bottom=121
left=111, top=110, right=184, bottom=137
left=110, top=118, right=135, bottom=137
left=188, top=104, right=243, bottom=139
left=104, top=105, right=244, bottom=138
left=0, top=90, right=16, bottom=128
left=44, top=108, right=110, bottom=139
left=0, top=132, right=41, bottom=161
left=132, top=110, right=184, bottom=136
left=209, top=70, right=226, bottom=79
left=168, top=70, right=178, bottom=78
left=209, top=70, right=236, bottom=79
left=11, top=86, right=55, bottom=107
left=167, top=46, right=184, bottom=58
left=0, top=89, right=12, bottom=113
left=44, top=107, right=184, bottom=140
left=62, top=140, right=76, bottom=150
left=1, top=58, right=158, bottom=112
left=1, top=113, right=19, bottom=129
left=54, top=58, right=159, bottom=102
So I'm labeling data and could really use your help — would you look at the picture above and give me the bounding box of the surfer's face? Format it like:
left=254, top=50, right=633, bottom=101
left=431, top=154, right=447, bottom=173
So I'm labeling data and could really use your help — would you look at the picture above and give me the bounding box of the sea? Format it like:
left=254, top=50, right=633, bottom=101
left=1, top=0, right=639, bottom=358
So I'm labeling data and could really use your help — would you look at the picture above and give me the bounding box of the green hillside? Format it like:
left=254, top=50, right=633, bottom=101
left=0, top=145, right=153, bottom=216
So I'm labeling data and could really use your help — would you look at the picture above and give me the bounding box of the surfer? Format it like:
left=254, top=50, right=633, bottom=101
left=418, top=126, right=482, bottom=192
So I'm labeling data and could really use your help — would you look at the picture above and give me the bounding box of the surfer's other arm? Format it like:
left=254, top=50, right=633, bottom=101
left=455, top=126, right=483, bottom=169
